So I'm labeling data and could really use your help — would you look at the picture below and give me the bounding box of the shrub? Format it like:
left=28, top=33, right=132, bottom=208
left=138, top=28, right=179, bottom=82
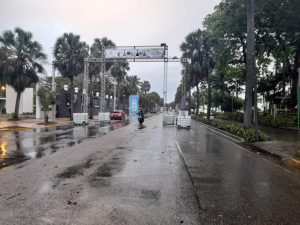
left=38, top=87, right=56, bottom=124
left=259, top=114, right=296, bottom=128
left=215, top=112, right=244, bottom=122
left=192, top=115, right=269, bottom=143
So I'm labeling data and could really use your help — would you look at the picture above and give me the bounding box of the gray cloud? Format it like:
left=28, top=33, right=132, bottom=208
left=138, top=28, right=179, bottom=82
left=0, top=0, right=220, bottom=102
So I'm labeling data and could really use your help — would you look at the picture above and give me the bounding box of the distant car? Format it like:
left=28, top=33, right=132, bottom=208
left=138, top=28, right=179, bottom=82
left=110, top=110, right=126, bottom=120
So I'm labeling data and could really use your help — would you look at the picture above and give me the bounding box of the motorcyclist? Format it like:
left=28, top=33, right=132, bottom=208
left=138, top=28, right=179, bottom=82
left=138, top=108, right=144, bottom=125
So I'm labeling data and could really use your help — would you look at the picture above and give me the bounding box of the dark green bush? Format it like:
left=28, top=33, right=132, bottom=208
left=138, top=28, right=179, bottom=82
left=215, top=112, right=244, bottom=122
left=192, top=115, right=269, bottom=143
left=259, top=114, right=296, bottom=128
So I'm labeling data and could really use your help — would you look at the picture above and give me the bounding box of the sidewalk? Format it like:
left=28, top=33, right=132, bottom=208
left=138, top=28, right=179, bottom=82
left=0, top=117, right=72, bottom=130
left=251, top=126, right=300, bottom=166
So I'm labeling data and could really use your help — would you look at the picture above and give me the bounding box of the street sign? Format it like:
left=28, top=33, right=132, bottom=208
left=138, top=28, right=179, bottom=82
left=129, top=95, right=139, bottom=115
left=105, top=47, right=165, bottom=59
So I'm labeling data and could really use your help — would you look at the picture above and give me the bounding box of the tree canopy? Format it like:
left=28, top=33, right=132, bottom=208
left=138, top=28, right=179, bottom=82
left=177, top=0, right=300, bottom=124
left=0, top=27, right=46, bottom=118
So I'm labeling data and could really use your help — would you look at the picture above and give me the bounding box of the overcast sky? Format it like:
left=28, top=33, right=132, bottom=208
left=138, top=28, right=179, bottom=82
left=0, top=0, right=221, bottom=103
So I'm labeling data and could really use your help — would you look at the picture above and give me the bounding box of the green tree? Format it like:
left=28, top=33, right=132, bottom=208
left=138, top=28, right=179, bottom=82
left=180, top=29, right=208, bottom=115
left=174, top=84, right=183, bottom=105
left=0, top=27, right=46, bottom=119
left=110, top=61, right=130, bottom=101
left=38, top=86, right=56, bottom=124
left=53, top=33, right=89, bottom=119
left=90, top=37, right=116, bottom=74
left=202, top=0, right=300, bottom=124
left=140, top=80, right=151, bottom=94
left=140, top=91, right=163, bottom=112
left=124, top=75, right=140, bottom=96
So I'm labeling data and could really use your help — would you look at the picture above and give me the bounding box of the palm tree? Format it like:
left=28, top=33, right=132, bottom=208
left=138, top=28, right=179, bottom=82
left=0, top=27, right=46, bottom=119
left=90, top=37, right=116, bottom=74
left=124, top=75, right=140, bottom=97
left=110, top=61, right=129, bottom=103
left=38, top=86, right=55, bottom=124
left=180, top=29, right=206, bottom=115
left=120, top=75, right=140, bottom=112
left=53, top=33, right=89, bottom=120
left=140, top=80, right=151, bottom=94
left=110, top=61, right=129, bottom=84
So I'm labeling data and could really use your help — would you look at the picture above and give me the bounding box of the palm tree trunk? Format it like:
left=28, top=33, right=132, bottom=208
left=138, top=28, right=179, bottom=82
left=44, top=110, right=49, bottom=124
left=70, top=76, right=74, bottom=121
left=220, top=73, right=225, bottom=109
left=14, top=91, right=22, bottom=119
left=207, top=74, right=211, bottom=120
left=196, top=84, right=200, bottom=115
left=291, top=43, right=300, bottom=107
left=188, top=88, right=192, bottom=115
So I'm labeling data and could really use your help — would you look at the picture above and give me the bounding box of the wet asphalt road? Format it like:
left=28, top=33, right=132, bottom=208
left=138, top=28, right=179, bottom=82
left=175, top=121, right=300, bottom=225
left=0, top=120, right=128, bottom=169
left=0, top=115, right=201, bottom=225
left=0, top=114, right=300, bottom=224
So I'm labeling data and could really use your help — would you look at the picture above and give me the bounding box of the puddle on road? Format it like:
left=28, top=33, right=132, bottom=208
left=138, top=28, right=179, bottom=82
left=56, top=158, right=93, bottom=179
left=0, top=126, right=31, bottom=132
left=0, top=120, right=129, bottom=170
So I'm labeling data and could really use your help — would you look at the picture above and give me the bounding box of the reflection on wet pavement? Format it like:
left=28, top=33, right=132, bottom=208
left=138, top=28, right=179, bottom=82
left=0, top=120, right=129, bottom=170
left=175, top=122, right=300, bottom=225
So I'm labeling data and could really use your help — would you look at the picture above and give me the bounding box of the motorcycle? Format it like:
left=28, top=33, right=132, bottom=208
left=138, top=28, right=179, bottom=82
left=138, top=115, right=144, bottom=126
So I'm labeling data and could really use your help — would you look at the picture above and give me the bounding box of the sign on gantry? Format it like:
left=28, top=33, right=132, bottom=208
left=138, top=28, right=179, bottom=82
left=81, top=44, right=187, bottom=116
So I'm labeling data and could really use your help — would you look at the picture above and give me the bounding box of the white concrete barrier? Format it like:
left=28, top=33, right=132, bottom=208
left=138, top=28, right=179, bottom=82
left=178, top=110, right=189, bottom=116
left=177, top=115, right=191, bottom=128
left=73, top=113, right=89, bottom=125
left=98, top=112, right=110, bottom=122
left=163, top=112, right=176, bottom=125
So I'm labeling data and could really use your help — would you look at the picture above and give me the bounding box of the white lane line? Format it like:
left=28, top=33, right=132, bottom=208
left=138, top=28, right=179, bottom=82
left=174, top=140, right=203, bottom=213
left=175, top=140, right=183, bottom=157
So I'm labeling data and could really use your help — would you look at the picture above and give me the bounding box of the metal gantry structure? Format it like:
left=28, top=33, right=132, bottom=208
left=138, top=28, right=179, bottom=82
left=81, top=44, right=187, bottom=114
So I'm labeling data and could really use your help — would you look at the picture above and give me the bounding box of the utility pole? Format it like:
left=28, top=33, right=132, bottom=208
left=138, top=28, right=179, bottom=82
left=245, top=0, right=257, bottom=140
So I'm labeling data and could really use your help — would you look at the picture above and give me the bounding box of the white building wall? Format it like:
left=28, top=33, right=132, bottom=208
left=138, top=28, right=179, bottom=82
left=5, top=85, right=34, bottom=114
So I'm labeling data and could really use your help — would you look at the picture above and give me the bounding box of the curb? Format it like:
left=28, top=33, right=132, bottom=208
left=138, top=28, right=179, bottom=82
left=193, top=119, right=300, bottom=168
left=249, top=143, right=300, bottom=168
left=192, top=120, right=244, bottom=144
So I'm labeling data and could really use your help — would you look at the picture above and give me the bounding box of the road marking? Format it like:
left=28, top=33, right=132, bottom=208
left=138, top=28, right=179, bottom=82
left=174, top=140, right=203, bottom=214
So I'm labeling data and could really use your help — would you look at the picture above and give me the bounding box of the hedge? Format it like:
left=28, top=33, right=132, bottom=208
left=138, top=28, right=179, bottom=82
left=192, top=115, right=269, bottom=143
left=258, top=114, right=296, bottom=128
